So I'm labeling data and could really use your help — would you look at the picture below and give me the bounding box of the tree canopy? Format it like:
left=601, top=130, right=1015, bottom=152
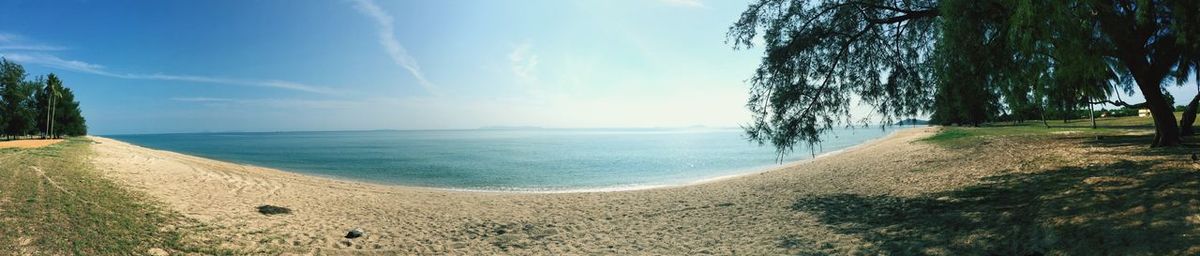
left=1, top=58, right=86, bottom=139
left=730, top=0, right=1200, bottom=154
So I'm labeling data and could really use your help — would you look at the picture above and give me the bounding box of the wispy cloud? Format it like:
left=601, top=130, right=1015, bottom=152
left=509, top=42, right=539, bottom=85
left=0, top=32, right=337, bottom=94
left=1, top=53, right=102, bottom=73
left=0, top=52, right=339, bottom=94
left=172, top=97, right=364, bottom=109
left=0, top=45, right=67, bottom=51
left=660, top=0, right=707, bottom=8
left=0, top=33, right=67, bottom=51
left=351, top=0, right=438, bottom=95
left=170, top=97, right=234, bottom=102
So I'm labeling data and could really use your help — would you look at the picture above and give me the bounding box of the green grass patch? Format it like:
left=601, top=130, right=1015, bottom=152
left=921, top=129, right=973, bottom=143
left=921, top=115, right=1157, bottom=148
left=0, top=137, right=238, bottom=255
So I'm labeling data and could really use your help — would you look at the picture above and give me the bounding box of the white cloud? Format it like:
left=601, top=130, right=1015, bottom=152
left=509, top=42, right=539, bottom=85
left=660, top=0, right=707, bottom=8
left=0, top=33, right=66, bottom=51
left=2, top=52, right=106, bottom=73
left=351, top=0, right=439, bottom=95
left=0, top=52, right=339, bottom=94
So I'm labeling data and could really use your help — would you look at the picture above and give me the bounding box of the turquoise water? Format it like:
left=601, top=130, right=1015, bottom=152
left=107, top=127, right=900, bottom=192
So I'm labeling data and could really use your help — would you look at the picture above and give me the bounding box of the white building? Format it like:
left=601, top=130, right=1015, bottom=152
left=1138, top=109, right=1152, bottom=117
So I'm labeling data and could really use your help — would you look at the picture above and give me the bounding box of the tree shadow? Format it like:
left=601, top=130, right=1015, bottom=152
left=786, top=159, right=1200, bottom=255
left=1083, top=134, right=1155, bottom=147
left=1081, top=134, right=1200, bottom=157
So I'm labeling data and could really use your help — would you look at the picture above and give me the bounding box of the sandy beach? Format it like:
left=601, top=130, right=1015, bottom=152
left=88, top=127, right=986, bottom=254
left=0, top=139, right=63, bottom=149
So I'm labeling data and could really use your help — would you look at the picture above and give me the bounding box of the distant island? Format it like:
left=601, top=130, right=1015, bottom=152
left=477, top=126, right=545, bottom=130
left=893, top=119, right=929, bottom=126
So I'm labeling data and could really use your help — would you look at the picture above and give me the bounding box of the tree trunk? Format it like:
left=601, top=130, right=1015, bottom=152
left=44, top=89, right=51, bottom=139
left=1180, top=93, right=1200, bottom=136
left=1089, top=99, right=1096, bottom=129
left=49, top=91, right=55, bottom=139
left=1039, top=104, right=1050, bottom=128
left=1137, top=76, right=1181, bottom=147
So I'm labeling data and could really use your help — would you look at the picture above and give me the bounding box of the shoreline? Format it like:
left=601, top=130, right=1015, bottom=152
left=88, top=127, right=942, bottom=254
left=93, top=126, right=915, bottom=194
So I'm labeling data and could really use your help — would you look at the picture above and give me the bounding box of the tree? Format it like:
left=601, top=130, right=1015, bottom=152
left=728, top=0, right=939, bottom=155
left=51, top=86, right=86, bottom=137
left=46, top=74, right=61, bottom=138
left=1174, top=0, right=1200, bottom=135
left=1, top=59, right=87, bottom=140
left=0, top=58, right=35, bottom=140
left=19, top=78, right=42, bottom=137
left=1088, top=0, right=1194, bottom=146
left=730, top=0, right=1200, bottom=152
left=33, top=74, right=62, bottom=138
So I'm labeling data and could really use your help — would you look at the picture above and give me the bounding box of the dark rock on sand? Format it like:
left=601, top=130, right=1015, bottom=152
left=256, top=205, right=292, bottom=215
left=346, top=228, right=364, bottom=239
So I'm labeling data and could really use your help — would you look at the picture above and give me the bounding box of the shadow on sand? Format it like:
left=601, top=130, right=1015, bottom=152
left=785, top=159, right=1200, bottom=255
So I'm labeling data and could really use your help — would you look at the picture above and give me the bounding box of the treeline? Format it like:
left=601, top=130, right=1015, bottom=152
left=1, top=58, right=86, bottom=140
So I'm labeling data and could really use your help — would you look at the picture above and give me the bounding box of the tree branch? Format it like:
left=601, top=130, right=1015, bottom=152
left=864, top=9, right=940, bottom=24
left=1089, top=99, right=1146, bottom=108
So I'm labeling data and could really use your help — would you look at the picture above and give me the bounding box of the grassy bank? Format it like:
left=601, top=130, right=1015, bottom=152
left=793, top=114, right=1200, bottom=254
left=0, top=138, right=236, bottom=255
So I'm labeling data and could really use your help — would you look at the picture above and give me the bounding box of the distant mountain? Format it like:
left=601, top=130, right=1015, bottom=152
left=894, top=119, right=930, bottom=126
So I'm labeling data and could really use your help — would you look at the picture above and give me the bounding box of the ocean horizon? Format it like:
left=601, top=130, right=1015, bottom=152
left=107, top=127, right=905, bottom=192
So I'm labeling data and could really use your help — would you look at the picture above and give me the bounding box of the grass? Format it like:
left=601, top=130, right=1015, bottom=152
left=793, top=113, right=1200, bottom=254
left=920, top=114, right=1158, bottom=148
left=0, top=137, right=240, bottom=255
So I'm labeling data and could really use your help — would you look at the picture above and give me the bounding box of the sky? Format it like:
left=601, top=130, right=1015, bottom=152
left=0, top=0, right=763, bottom=135
left=0, top=1, right=1195, bottom=135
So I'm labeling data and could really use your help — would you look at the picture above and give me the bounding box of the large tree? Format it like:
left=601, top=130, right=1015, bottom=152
left=0, top=58, right=36, bottom=139
left=729, top=0, right=939, bottom=155
left=1089, top=0, right=1195, bottom=146
left=730, top=0, right=1200, bottom=153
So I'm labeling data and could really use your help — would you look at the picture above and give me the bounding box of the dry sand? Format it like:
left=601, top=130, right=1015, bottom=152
left=0, top=139, right=63, bottom=149
left=89, top=127, right=978, bottom=254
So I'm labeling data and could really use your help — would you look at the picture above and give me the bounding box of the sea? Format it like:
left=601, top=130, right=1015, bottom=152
left=107, top=127, right=903, bottom=192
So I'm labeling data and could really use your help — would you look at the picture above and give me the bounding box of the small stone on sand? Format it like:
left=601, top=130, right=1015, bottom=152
left=346, top=227, right=365, bottom=239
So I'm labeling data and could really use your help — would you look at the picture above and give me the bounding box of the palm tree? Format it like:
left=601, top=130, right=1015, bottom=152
left=44, top=74, right=60, bottom=139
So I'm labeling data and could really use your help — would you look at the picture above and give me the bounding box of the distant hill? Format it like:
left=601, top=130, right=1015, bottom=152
left=894, top=119, right=930, bottom=126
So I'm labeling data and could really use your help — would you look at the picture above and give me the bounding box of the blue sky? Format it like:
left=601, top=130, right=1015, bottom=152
left=1, top=0, right=1195, bottom=135
left=0, top=0, right=763, bottom=134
